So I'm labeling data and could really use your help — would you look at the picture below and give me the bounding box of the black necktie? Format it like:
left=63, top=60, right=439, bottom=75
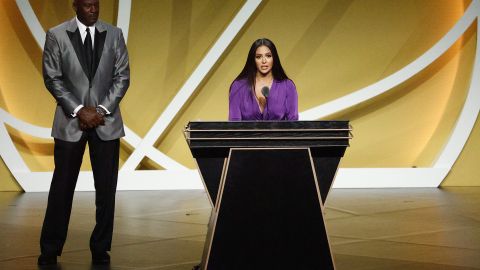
left=84, top=28, right=93, bottom=80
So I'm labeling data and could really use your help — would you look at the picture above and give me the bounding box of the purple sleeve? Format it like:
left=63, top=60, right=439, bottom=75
left=229, top=81, right=242, bottom=121
left=285, top=80, right=299, bottom=120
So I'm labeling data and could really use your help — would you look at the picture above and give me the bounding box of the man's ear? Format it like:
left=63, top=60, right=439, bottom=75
left=72, top=1, right=77, bottom=13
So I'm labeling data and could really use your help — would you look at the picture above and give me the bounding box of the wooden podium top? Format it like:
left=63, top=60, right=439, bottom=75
left=184, top=121, right=352, bottom=149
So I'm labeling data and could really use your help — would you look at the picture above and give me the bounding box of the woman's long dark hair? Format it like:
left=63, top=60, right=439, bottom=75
left=234, top=38, right=289, bottom=89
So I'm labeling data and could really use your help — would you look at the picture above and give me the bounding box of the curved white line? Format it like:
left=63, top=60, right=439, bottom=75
left=116, top=0, right=131, bottom=42
left=299, top=0, right=479, bottom=120
left=145, top=148, right=187, bottom=170
left=433, top=9, right=480, bottom=171
left=121, top=0, right=263, bottom=171
left=0, top=123, right=30, bottom=174
left=0, top=108, right=51, bottom=138
left=15, top=0, right=45, bottom=49
left=17, top=170, right=203, bottom=192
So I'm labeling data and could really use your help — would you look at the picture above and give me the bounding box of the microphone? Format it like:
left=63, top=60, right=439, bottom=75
left=261, top=86, right=270, bottom=98
left=260, top=86, right=269, bottom=118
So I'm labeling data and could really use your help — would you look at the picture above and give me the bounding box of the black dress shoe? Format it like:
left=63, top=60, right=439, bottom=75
left=37, top=254, right=57, bottom=265
left=92, top=251, right=110, bottom=265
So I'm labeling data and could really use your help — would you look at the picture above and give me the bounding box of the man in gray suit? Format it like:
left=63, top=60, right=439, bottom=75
left=38, top=0, right=129, bottom=265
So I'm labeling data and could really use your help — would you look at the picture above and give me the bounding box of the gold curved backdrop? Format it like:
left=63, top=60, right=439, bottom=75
left=0, top=0, right=478, bottom=191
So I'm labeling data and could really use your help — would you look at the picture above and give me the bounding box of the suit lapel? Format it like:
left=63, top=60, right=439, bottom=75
left=93, top=28, right=107, bottom=79
left=66, top=18, right=108, bottom=82
left=66, top=28, right=90, bottom=79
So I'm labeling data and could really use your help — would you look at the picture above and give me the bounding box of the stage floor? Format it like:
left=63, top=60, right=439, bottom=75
left=0, top=187, right=479, bottom=269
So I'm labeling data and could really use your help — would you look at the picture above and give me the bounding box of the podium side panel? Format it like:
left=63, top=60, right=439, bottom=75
left=196, top=157, right=225, bottom=207
left=312, top=157, right=341, bottom=204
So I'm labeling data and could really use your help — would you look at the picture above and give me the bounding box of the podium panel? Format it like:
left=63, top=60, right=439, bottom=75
left=206, top=148, right=333, bottom=270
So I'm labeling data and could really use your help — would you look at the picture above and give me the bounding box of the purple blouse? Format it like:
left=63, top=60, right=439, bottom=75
left=228, top=78, right=298, bottom=121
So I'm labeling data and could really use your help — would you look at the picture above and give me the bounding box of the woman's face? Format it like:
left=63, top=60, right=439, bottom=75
left=255, top=45, right=273, bottom=76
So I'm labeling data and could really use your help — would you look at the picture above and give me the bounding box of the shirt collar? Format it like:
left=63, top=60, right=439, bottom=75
left=75, top=16, right=96, bottom=34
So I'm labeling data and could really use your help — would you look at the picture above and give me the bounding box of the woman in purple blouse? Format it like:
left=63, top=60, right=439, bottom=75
left=229, top=38, right=298, bottom=121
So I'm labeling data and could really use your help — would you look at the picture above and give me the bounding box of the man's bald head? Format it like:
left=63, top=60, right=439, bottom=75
left=73, top=0, right=99, bottom=26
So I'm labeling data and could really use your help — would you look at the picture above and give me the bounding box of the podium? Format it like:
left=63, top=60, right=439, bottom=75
left=184, top=121, right=351, bottom=270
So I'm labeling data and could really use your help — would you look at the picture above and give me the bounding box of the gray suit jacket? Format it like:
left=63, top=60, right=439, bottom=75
left=43, top=18, right=130, bottom=142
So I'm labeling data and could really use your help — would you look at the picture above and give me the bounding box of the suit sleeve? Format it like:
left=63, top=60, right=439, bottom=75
left=99, top=29, right=130, bottom=113
left=43, top=30, right=81, bottom=114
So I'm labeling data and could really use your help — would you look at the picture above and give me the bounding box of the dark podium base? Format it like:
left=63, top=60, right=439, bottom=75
left=203, top=148, right=334, bottom=270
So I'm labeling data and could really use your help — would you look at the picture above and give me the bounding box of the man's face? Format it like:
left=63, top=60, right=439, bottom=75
left=73, top=0, right=99, bottom=26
